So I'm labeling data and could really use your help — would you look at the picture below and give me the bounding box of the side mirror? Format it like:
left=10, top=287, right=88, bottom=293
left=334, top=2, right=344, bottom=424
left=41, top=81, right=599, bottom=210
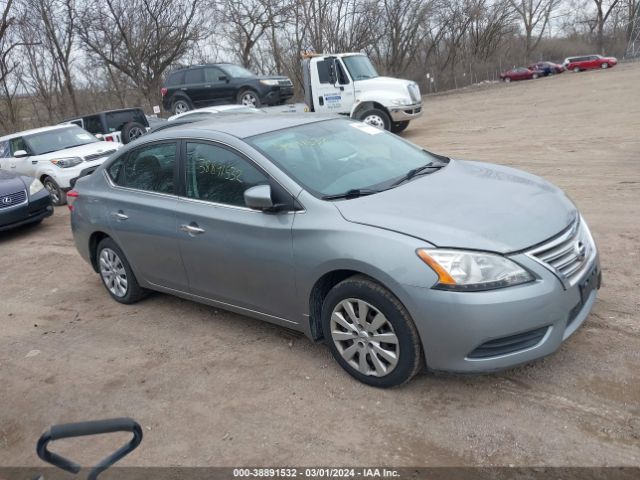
left=14, top=150, right=28, bottom=158
left=218, top=75, right=229, bottom=83
left=244, top=184, right=274, bottom=210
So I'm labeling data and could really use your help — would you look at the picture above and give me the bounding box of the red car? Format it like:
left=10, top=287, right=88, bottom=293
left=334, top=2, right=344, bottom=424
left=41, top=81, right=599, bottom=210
left=500, top=67, right=544, bottom=83
left=563, top=55, right=617, bottom=72
left=528, top=61, right=564, bottom=76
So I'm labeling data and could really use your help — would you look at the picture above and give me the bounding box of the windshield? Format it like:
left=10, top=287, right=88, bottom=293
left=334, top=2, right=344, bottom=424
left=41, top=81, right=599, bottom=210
left=220, top=64, right=256, bottom=78
left=25, top=126, right=99, bottom=155
left=342, top=55, right=378, bottom=80
left=247, top=119, right=442, bottom=198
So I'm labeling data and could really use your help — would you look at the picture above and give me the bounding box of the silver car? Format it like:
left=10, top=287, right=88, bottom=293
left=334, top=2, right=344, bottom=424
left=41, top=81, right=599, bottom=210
left=70, top=115, right=600, bottom=387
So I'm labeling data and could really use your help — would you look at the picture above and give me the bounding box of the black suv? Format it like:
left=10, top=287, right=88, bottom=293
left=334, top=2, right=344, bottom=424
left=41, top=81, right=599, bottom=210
left=64, top=108, right=149, bottom=144
left=161, top=64, right=294, bottom=114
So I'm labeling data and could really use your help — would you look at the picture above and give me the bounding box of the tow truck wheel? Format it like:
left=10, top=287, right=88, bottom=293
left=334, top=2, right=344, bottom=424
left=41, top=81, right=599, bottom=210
left=391, top=121, right=409, bottom=134
left=358, top=108, right=390, bottom=131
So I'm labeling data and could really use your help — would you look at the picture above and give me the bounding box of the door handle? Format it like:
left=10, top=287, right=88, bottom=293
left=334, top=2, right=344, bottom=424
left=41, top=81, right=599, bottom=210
left=180, top=224, right=205, bottom=235
left=32, top=160, right=38, bottom=165
left=111, top=212, right=128, bottom=220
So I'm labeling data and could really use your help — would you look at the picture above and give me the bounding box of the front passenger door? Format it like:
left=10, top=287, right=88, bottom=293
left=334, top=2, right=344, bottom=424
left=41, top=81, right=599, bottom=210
left=176, top=141, right=297, bottom=321
left=203, top=67, right=234, bottom=104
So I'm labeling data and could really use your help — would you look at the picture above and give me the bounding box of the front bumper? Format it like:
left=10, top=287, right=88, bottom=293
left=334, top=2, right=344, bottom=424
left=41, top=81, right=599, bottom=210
left=389, top=102, right=423, bottom=122
left=400, top=253, right=600, bottom=373
left=262, top=86, right=294, bottom=105
left=0, top=192, right=53, bottom=231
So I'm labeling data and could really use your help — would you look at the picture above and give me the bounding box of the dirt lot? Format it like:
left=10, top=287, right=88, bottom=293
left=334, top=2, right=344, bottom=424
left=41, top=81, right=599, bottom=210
left=1, top=62, right=639, bottom=469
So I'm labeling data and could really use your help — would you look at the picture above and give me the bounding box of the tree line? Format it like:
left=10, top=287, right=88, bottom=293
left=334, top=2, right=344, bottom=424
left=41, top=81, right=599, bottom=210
left=0, top=0, right=638, bottom=132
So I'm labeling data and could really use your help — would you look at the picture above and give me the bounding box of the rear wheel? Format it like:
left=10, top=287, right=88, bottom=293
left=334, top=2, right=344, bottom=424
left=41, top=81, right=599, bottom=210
left=532, top=73, right=539, bottom=79
left=121, top=122, right=146, bottom=144
left=573, top=67, right=580, bottom=73
left=42, top=176, right=65, bottom=206
left=97, top=237, right=148, bottom=304
left=322, top=275, right=423, bottom=388
left=504, top=77, right=512, bottom=83
left=171, top=98, right=191, bottom=115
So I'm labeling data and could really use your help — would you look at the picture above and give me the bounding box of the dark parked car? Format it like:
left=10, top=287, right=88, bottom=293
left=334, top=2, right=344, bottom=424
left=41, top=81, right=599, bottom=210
left=0, top=169, right=53, bottom=231
left=500, top=67, right=544, bottom=82
left=161, top=64, right=294, bottom=114
left=63, top=108, right=150, bottom=144
left=528, top=61, right=564, bottom=76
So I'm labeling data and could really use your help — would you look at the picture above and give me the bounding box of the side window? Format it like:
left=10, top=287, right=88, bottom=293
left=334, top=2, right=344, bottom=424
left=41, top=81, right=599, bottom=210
left=336, top=60, right=350, bottom=84
left=204, top=67, right=226, bottom=83
left=9, top=137, right=27, bottom=155
left=83, top=115, right=103, bottom=134
left=107, top=142, right=176, bottom=194
left=185, top=142, right=268, bottom=207
left=316, top=60, right=330, bottom=84
left=184, top=68, right=204, bottom=84
left=166, top=71, right=184, bottom=86
left=0, top=141, right=10, bottom=157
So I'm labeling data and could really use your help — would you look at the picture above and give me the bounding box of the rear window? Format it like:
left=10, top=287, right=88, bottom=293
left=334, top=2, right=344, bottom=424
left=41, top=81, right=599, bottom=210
left=83, top=115, right=103, bottom=134
left=105, top=110, right=149, bottom=132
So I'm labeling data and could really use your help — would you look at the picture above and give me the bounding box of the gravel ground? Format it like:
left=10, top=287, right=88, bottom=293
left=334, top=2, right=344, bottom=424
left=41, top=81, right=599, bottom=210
left=1, top=62, right=639, bottom=468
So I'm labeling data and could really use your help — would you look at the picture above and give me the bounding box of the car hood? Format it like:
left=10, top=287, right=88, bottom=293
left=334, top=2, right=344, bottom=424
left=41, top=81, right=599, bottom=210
left=0, top=169, right=26, bottom=193
left=334, top=160, right=577, bottom=253
left=34, top=142, right=122, bottom=161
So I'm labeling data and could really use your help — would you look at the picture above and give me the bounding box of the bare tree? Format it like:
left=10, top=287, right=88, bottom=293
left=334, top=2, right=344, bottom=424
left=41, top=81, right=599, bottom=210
left=593, top=0, right=621, bottom=53
left=509, top=0, right=560, bottom=59
left=77, top=0, right=204, bottom=108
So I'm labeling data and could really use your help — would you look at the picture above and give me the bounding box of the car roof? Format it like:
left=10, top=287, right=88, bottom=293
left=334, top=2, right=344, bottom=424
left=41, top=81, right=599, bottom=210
left=148, top=113, right=338, bottom=140
left=0, top=123, right=74, bottom=141
left=168, top=105, right=260, bottom=121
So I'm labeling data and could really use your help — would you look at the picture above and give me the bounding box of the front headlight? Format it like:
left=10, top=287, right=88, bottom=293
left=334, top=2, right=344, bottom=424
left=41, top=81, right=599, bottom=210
left=51, top=157, right=82, bottom=168
left=391, top=98, right=412, bottom=106
left=29, top=179, right=45, bottom=195
left=260, top=79, right=280, bottom=86
left=417, top=249, right=534, bottom=291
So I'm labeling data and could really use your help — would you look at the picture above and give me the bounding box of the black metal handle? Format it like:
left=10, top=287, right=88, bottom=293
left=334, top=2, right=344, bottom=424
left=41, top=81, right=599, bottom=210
left=36, top=417, right=143, bottom=480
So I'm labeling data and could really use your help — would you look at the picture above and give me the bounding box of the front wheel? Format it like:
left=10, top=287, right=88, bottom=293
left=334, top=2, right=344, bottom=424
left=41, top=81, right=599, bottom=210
left=601, top=63, right=609, bottom=69
left=504, top=77, right=512, bottom=83
left=322, top=275, right=423, bottom=388
left=237, top=89, right=262, bottom=107
left=97, top=237, right=148, bottom=304
left=357, top=108, right=390, bottom=131
left=390, top=121, right=409, bottom=134
left=42, top=176, right=65, bottom=206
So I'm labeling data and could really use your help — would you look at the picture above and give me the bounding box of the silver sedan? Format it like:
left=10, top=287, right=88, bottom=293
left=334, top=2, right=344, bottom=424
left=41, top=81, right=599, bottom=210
left=69, top=115, right=600, bottom=387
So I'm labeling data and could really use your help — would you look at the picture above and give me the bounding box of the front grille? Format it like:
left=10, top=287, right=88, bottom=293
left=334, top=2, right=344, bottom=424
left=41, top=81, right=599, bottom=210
left=467, top=326, right=549, bottom=359
left=0, top=190, right=27, bottom=209
left=84, top=149, right=116, bottom=162
left=527, top=217, right=595, bottom=286
left=407, top=83, right=421, bottom=103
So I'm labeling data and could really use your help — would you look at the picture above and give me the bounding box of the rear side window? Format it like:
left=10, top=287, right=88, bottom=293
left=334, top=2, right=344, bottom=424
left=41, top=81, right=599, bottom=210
left=184, top=141, right=268, bottom=207
left=105, top=110, right=148, bottom=132
left=166, top=71, right=184, bottom=86
left=83, top=115, right=103, bottom=134
left=184, top=68, right=204, bottom=84
left=107, top=142, right=176, bottom=194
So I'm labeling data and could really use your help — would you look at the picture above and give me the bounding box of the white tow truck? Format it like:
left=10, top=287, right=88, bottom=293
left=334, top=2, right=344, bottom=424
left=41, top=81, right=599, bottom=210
left=295, top=52, right=423, bottom=133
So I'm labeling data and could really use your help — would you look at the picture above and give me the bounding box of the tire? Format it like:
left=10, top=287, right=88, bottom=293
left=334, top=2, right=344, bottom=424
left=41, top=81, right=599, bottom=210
left=42, top=176, right=65, bottom=206
left=532, top=73, right=539, bottom=79
left=573, top=67, right=580, bottom=73
left=121, top=122, right=146, bottom=144
left=171, top=98, right=191, bottom=115
left=237, top=89, right=262, bottom=107
left=390, top=121, right=409, bottom=134
left=601, top=63, right=609, bottom=69
left=321, top=275, right=423, bottom=388
left=357, top=108, right=390, bottom=131
left=96, top=237, right=148, bottom=304
left=504, top=77, right=511, bottom=83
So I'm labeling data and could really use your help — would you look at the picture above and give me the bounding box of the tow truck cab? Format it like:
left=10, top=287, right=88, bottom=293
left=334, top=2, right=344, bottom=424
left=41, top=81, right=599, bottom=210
left=301, top=53, right=423, bottom=133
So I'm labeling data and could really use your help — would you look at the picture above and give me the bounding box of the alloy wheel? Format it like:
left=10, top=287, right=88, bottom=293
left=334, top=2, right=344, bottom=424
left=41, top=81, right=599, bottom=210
left=330, top=298, right=399, bottom=377
left=174, top=101, right=189, bottom=114
left=44, top=179, right=59, bottom=204
left=128, top=127, right=145, bottom=141
left=99, top=248, right=128, bottom=297
left=241, top=92, right=258, bottom=106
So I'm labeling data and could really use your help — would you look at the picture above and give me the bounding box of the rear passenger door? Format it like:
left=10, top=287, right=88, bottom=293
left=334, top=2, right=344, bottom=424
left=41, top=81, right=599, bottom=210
left=182, top=68, right=207, bottom=106
left=104, top=141, right=189, bottom=291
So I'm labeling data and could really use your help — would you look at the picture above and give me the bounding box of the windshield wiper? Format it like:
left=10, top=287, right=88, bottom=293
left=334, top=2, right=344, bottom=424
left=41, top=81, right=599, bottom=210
left=390, top=162, right=444, bottom=187
left=322, top=188, right=381, bottom=200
